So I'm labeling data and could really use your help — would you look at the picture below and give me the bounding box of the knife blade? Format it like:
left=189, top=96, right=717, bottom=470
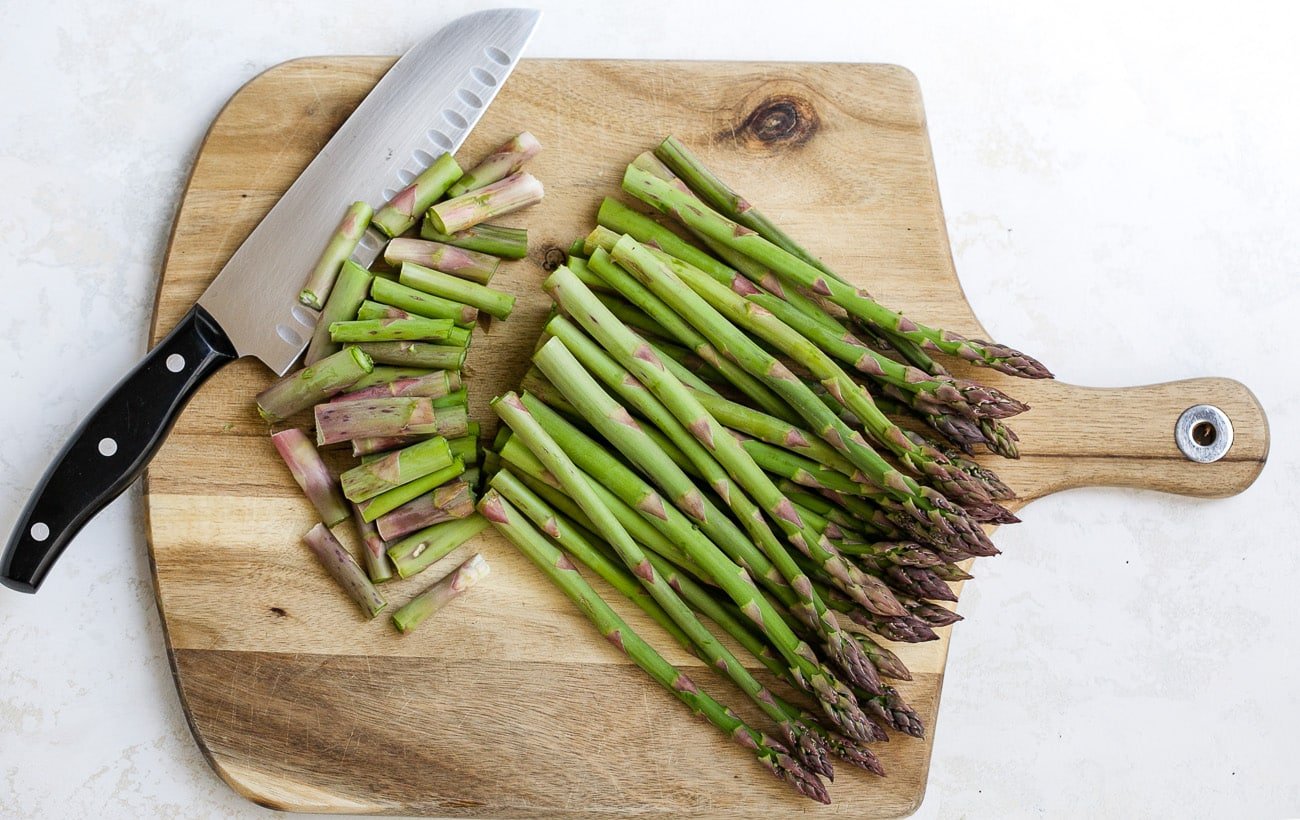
left=1, top=8, right=541, bottom=593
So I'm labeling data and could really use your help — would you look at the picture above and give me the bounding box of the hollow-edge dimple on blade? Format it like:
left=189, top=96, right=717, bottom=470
left=198, top=8, right=541, bottom=375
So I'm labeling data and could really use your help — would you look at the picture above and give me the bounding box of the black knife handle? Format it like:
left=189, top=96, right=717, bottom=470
left=1, top=305, right=238, bottom=593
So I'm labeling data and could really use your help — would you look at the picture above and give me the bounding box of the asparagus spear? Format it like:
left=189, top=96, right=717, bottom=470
left=356, top=300, right=417, bottom=321
left=479, top=490, right=830, bottom=803
left=302, top=523, right=386, bottom=618
left=372, top=152, right=462, bottom=238
left=351, top=421, right=477, bottom=459
left=623, top=163, right=1053, bottom=378
left=370, top=277, right=478, bottom=327
left=358, top=459, right=466, bottom=522
left=493, top=392, right=875, bottom=743
left=547, top=265, right=915, bottom=614
left=332, top=369, right=461, bottom=403
left=490, top=468, right=834, bottom=779
left=256, top=346, right=373, bottom=422
left=392, top=553, right=491, bottom=633
left=304, top=260, right=373, bottom=365
left=339, top=436, right=454, bottom=502
left=419, top=222, right=528, bottom=259
left=270, top=428, right=349, bottom=526
left=384, top=238, right=501, bottom=285
left=314, top=399, right=468, bottom=446
left=445, top=131, right=541, bottom=197
left=351, top=503, right=394, bottom=583
left=386, top=514, right=488, bottom=579
left=426, top=171, right=544, bottom=235
left=399, top=261, right=516, bottom=320
left=299, top=201, right=373, bottom=310
left=351, top=341, right=466, bottom=371
left=328, top=317, right=454, bottom=343
left=375, top=479, right=475, bottom=541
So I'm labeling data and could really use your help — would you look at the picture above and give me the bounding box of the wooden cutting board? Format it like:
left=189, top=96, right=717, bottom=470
left=143, top=58, right=1269, bottom=818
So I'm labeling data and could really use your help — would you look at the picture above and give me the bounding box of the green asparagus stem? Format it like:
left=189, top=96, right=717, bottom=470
left=479, top=490, right=830, bottom=803
left=270, top=428, right=349, bottom=526
left=351, top=503, right=395, bottom=583
left=427, top=171, right=545, bottom=235
left=551, top=262, right=913, bottom=615
left=741, top=437, right=867, bottom=494
left=392, top=553, right=490, bottom=633
left=329, top=317, right=454, bottom=343
left=256, top=346, right=374, bottom=422
left=372, top=152, right=463, bottom=238
left=399, top=261, right=516, bottom=320
left=493, top=391, right=875, bottom=743
left=431, top=388, right=468, bottom=409
left=370, top=277, right=478, bottom=327
left=606, top=238, right=998, bottom=556
left=446, top=131, right=542, bottom=197
left=314, top=399, right=468, bottom=446
left=356, top=300, right=415, bottom=321
left=489, top=468, right=834, bottom=779
left=332, top=369, right=461, bottom=403
left=419, top=222, right=528, bottom=259
left=622, top=163, right=1052, bottom=378
left=351, top=421, right=477, bottom=459
left=351, top=341, right=466, bottom=371
left=302, top=523, right=386, bottom=618
left=384, top=238, right=502, bottom=285
left=386, top=514, right=489, bottom=579
left=375, top=479, right=475, bottom=541
left=519, top=367, right=578, bottom=416
left=564, top=256, right=613, bottom=292
left=358, top=459, right=466, bottom=522
left=299, top=201, right=373, bottom=310
left=304, top=260, right=373, bottom=365
left=339, top=436, right=453, bottom=503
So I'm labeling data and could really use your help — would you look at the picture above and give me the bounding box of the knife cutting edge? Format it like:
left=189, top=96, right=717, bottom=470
left=0, top=8, right=541, bottom=593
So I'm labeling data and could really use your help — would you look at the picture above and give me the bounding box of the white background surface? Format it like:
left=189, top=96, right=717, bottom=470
left=1, top=1, right=1297, bottom=818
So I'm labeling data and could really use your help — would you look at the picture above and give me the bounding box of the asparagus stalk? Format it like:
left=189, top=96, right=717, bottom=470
left=493, top=392, right=875, bottom=743
left=371, top=277, right=478, bottom=327
left=256, top=346, right=374, bottom=422
left=304, top=260, right=373, bottom=365
left=392, top=553, right=491, bottom=633
left=606, top=240, right=997, bottom=556
left=302, top=523, right=386, bottom=618
left=384, top=238, right=501, bottom=285
left=328, top=317, right=454, bottom=343
left=375, top=479, right=475, bottom=541
left=426, top=171, right=544, bottom=235
left=345, top=366, right=436, bottom=392
left=622, top=163, right=1053, bottom=378
left=314, top=399, right=468, bottom=446
left=351, top=421, right=477, bottom=459
left=432, top=388, right=469, bottom=409
left=372, top=153, right=462, bottom=238
left=489, top=468, right=834, bottom=779
left=351, top=503, right=395, bottom=583
left=299, top=201, right=373, bottom=310
left=446, top=131, right=542, bottom=197
left=547, top=265, right=912, bottom=616
left=339, top=436, right=454, bottom=502
left=358, top=459, right=466, bottom=522
left=479, top=490, right=830, bottom=803
left=270, top=428, right=349, bottom=526
left=356, top=300, right=416, bottom=321
left=351, top=341, right=466, bottom=371
left=399, top=261, right=516, bottom=320
left=332, top=369, right=461, bottom=403
left=386, top=514, right=488, bottom=579
left=419, top=222, right=528, bottom=259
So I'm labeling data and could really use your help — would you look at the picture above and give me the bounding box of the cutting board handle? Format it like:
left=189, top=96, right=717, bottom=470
left=1018, top=376, right=1269, bottom=499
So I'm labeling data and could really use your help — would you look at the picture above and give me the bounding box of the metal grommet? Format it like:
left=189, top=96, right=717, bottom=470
left=1175, top=404, right=1233, bottom=463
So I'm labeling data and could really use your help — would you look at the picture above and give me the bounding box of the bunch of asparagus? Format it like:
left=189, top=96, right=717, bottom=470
left=253, top=131, right=544, bottom=630
left=480, top=137, right=1049, bottom=803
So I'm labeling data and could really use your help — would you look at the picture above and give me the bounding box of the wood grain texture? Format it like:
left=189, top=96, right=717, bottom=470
left=143, top=58, right=1269, bottom=818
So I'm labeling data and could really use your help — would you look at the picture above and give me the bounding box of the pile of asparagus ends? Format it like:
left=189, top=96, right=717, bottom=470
left=254, top=131, right=544, bottom=631
left=479, top=137, right=1050, bottom=803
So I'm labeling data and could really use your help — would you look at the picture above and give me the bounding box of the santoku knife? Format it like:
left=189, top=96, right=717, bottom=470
left=0, top=8, right=541, bottom=593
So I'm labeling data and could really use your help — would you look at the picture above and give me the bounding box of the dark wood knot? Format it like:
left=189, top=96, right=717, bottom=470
left=541, top=246, right=567, bottom=271
left=731, top=95, right=819, bottom=151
